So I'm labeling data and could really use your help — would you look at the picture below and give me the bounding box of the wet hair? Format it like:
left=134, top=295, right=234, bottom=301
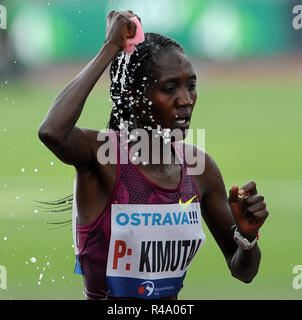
left=107, top=32, right=185, bottom=133
left=34, top=195, right=73, bottom=230
left=41, top=33, right=185, bottom=225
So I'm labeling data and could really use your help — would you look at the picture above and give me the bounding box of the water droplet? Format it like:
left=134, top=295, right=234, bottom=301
left=4, top=236, right=7, bottom=241
left=34, top=169, right=38, bottom=173
left=30, top=257, right=37, bottom=263
left=78, top=10, right=82, bottom=14
left=39, top=273, right=43, bottom=281
left=34, top=209, right=38, bottom=213
left=50, top=162, right=54, bottom=166
left=21, top=168, right=25, bottom=172
left=118, top=122, right=125, bottom=130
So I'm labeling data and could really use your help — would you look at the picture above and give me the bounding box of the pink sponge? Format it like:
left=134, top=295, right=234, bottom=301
left=124, top=16, right=145, bottom=54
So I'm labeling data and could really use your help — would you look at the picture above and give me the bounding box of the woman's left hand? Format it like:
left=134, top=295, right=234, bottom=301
left=228, top=181, right=269, bottom=238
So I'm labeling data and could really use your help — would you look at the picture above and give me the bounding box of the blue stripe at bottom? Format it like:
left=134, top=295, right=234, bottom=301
left=107, top=273, right=186, bottom=299
left=74, top=255, right=83, bottom=275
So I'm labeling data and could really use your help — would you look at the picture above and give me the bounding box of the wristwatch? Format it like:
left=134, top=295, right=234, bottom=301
left=233, top=226, right=258, bottom=250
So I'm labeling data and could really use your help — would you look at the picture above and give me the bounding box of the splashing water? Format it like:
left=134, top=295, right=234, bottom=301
left=120, top=53, right=131, bottom=93
left=112, top=52, right=125, bottom=84
left=112, top=52, right=132, bottom=94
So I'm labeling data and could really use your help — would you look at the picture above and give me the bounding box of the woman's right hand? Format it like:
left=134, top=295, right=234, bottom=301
left=105, top=10, right=141, bottom=52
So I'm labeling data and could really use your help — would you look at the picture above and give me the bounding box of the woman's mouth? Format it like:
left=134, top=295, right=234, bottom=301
left=173, top=118, right=190, bottom=128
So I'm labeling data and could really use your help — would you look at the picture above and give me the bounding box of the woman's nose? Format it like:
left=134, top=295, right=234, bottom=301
left=176, top=87, right=193, bottom=107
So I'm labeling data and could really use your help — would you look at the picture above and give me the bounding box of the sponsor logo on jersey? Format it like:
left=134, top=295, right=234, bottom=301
left=138, top=280, right=154, bottom=296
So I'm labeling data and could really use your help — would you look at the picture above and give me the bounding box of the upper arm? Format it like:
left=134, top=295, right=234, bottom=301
left=195, top=150, right=237, bottom=264
left=39, top=126, right=99, bottom=168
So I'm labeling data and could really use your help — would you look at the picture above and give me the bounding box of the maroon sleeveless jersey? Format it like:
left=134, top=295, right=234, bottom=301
left=72, top=131, right=205, bottom=299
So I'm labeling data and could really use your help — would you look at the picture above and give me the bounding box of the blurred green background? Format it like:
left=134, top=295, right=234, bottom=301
left=1, top=0, right=302, bottom=300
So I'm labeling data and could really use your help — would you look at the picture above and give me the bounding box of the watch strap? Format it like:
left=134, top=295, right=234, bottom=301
left=233, top=226, right=258, bottom=250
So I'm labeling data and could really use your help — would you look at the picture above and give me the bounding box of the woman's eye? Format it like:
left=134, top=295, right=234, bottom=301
left=187, top=82, right=196, bottom=91
left=162, top=85, right=175, bottom=94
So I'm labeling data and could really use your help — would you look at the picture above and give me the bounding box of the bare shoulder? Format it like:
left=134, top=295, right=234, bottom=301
left=181, top=142, right=204, bottom=158
left=79, top=128, right=116, bottom=153
left=62, top=127, right=118, bottom=173
left=181, top=142, right=210, bottom=173
left=182, top=142, right=225, bottom=193
left=79, top=127, right=103, bottom=144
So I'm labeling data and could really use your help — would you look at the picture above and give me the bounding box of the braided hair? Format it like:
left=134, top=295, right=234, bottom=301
left=107, top=32, right=185, bottom=133
left=39, top=33, right=185, bottom=225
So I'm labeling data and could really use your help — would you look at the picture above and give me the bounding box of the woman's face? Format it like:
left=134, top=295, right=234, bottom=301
left=136, top=47, right=197, bottom=138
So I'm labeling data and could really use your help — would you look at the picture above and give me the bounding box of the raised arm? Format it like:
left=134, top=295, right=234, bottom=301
left=38, top=10, right=138, bottom=167
left=198, top=152, right=268, bottom=283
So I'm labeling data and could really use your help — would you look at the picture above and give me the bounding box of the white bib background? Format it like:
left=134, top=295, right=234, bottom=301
left=106, top=202, right=206, bottom=298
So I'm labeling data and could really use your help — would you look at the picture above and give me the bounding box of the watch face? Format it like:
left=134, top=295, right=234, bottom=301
left=233, top=229, right=257, bottom=250
left=234, top=233, right=250, bottom=250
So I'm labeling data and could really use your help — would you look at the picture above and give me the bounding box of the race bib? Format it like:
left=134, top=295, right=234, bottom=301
left=106, top=202, right=206, bottom=299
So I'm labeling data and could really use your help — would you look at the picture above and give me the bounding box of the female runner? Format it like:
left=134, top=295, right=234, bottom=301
left=38, top=10, right=269, bottom=300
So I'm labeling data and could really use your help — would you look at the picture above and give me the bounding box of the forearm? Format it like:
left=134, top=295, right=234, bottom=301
left=229, top=243, right=261, bottom=283
left=38, top=42, right=120, bottom=143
